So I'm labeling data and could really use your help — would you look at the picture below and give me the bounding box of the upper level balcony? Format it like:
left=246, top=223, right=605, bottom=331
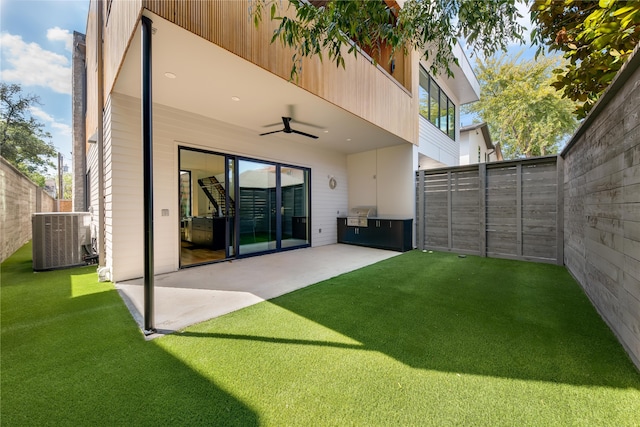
left=88, top=0, right=419, bottom=153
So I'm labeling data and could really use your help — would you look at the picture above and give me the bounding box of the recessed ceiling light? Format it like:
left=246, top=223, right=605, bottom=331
left=346, top=138, right=352, bottom=141
left=164, top=72, right=176, bottom=79
left=323, top=130, right=329, bottom=133
left=231, top=96, right=240, bottom=102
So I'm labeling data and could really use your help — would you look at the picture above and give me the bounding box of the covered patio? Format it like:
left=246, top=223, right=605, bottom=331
left=116, top=244, right=401, bottom=336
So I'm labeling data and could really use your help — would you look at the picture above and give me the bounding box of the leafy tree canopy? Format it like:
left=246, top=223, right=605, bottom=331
left=252, top=0, right=526, bottom=80
left=464, top=54, right=578, bottom=159
left=0, top=83, right=56, bottom=185
left=530, top=0, right=640, bottom=118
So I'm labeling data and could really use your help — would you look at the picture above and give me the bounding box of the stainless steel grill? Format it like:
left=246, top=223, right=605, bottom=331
left=346, top=207, right=377, bottom=227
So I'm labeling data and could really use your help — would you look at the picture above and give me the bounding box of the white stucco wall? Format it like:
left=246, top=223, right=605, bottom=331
left=106, top=92, right=350, bottom=282
left=347, top=144, right=415, bottom=219
left=459, top=128, right=495, bottom=165
left=418, top=115, right=459, bottom=168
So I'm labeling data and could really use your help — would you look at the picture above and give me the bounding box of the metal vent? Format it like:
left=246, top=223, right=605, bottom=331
left=32, top=213, right=91, bottom=271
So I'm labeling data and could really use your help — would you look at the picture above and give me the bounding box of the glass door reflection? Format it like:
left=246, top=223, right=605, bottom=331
left=179, top=148, right=229, bottom=266
left=281, top=166, right=309, bottom=248
left=238, top=160, right=277, bottom=255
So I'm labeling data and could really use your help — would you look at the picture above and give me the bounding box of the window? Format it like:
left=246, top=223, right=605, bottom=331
left=419, top=66, right=456, bottom=141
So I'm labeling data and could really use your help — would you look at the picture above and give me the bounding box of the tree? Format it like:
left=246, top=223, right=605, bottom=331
left=0, top=83, right=57, bottom=185
left=251, top=0, right=526, bottom=80
left=530, top=0, right=640, bottom=118
left=63, top=172, right=72, bottom=200
left=464, top=54, right=578, bottom=159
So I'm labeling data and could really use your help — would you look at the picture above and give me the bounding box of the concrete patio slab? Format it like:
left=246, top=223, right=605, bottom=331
left=116, top=244, right=401, bottom=337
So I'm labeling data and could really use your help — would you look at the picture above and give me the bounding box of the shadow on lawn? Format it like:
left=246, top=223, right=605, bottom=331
left=258, top=251, right=640, bottom=390
left=1, top=244, right=259, bottom=426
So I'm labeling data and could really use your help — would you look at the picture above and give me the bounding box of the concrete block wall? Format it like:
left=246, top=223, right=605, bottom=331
left=562, top=51, right=640, bottom=369
left=0, top=156, right=56, bottom=262
left=72, top=31, right=87, bottom=212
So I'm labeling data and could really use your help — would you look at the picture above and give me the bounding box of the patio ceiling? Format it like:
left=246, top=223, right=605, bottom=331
left=113, top=11, right=408, bottom=155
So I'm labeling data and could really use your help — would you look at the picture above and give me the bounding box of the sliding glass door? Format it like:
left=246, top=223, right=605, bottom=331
left=281, top=166, right=309, bottom=248
left=179, top=147, right=310, bottom=266
left=238, top=159, right=277, bottom=255
left=179, top=148, right=232, bottom=267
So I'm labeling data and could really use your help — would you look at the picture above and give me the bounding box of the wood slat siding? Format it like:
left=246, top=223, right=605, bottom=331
left=416, top=157, right=560, bottom=263
left=562, top=57, right=640, bottom=369
left=141, top=0, right=416, bottom=144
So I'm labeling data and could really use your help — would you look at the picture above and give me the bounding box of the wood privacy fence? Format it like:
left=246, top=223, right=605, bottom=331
left=416, top=156, right=563, bottom=265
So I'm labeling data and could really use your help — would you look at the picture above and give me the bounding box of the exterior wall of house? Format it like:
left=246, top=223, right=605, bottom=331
left=459, top=129, right=494, bottom=165
left=81, top=0, right=479, bottom=281
left=86, top=134, right=100, bottom=261
left=346, top=144, right=415, bottom=218
left=562, top=53, right=640, bottom=369
left=142, top=0, right=417, bottom=145
left=85, top=0, right=417, bottom=147
left=105, top=93, right=349, bottom=282
left=459, top=131, right=470, bottom=165
left=418, top=114, right=460, bottom=168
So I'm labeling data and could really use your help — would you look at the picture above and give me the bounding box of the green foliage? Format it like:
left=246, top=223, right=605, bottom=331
left=251, top=0, right=526, bottom=80
left=0, top=83, right=56, bottom=186
left=63, top=172, right=72, bottom=199
left=531, top=0, right=640, bottom=118
left=465, top=54, right=578, bottom=159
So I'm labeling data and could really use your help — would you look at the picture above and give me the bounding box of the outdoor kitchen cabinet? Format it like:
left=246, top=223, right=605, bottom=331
left=337, top=218, right=412, bottom=252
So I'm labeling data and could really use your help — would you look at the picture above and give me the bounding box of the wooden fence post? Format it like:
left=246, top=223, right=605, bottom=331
left=447, top=171, right=452, bottom=250
left=418, top=170, right=425, bottom=250
left=556, top=156, right=564, bottom=265
left=516, top=163, right=523, bottom=257
left=479, top=163, right=486, bottom=257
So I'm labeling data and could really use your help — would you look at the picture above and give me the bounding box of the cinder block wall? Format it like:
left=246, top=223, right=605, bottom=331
left=0, top=156, right=56, bottom=262
left=562, top=52, right=640, bottom=369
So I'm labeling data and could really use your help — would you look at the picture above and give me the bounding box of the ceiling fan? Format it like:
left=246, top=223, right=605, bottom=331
left=263, top=104, right=324, bottom=130
left=259, top=117, right=319, bottom=139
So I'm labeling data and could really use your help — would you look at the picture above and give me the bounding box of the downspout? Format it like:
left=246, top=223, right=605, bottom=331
left=141, top=15, right=155, bottom=334
left=97, top=0, right=106, bottom=268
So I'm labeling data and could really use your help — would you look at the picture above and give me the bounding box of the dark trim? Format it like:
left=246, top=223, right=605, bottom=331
left=141, top=15, right=155, bottom=334
left=177, top=146, right=312, bottom=265
left=561, top=44, right=640, bottom=157
left=276, top=165, right=282, bottom=251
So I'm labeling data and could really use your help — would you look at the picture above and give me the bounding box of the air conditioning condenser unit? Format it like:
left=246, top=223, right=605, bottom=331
left=32, top=213, right=92, bottom=271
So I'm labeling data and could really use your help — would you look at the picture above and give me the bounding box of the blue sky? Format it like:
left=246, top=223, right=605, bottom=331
left=1, top=0, right=89, bottom=172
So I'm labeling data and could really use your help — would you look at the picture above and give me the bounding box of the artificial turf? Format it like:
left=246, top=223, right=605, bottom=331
left=2, top=242, right=639, bottom=426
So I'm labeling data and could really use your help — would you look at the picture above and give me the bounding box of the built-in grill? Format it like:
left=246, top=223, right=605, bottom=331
left=346, top=207, right=377, bottom=227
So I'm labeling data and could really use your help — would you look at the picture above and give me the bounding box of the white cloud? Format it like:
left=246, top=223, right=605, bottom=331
left=30, top=106, right=72, bottom=137
left=47, top=26, right=73, bottom=51
left=0, top=32, right=71, bottom=94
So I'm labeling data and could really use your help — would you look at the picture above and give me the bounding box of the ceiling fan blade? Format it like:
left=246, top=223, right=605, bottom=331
left=287, top=105, right=324, bottom=129
left=259, top=129, right=284, bottom=136
left=290, top=119, right=325, bottom=130
left=262, top=122, right=282, bottom=128
left=291, top=129, right=319, bottom=139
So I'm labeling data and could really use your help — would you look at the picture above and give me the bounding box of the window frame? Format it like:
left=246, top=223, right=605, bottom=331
left=419, top=65, right=456, bottom=141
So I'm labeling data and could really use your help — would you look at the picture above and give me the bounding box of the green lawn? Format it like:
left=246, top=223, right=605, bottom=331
left=2, top=242, right=639, bottom=426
